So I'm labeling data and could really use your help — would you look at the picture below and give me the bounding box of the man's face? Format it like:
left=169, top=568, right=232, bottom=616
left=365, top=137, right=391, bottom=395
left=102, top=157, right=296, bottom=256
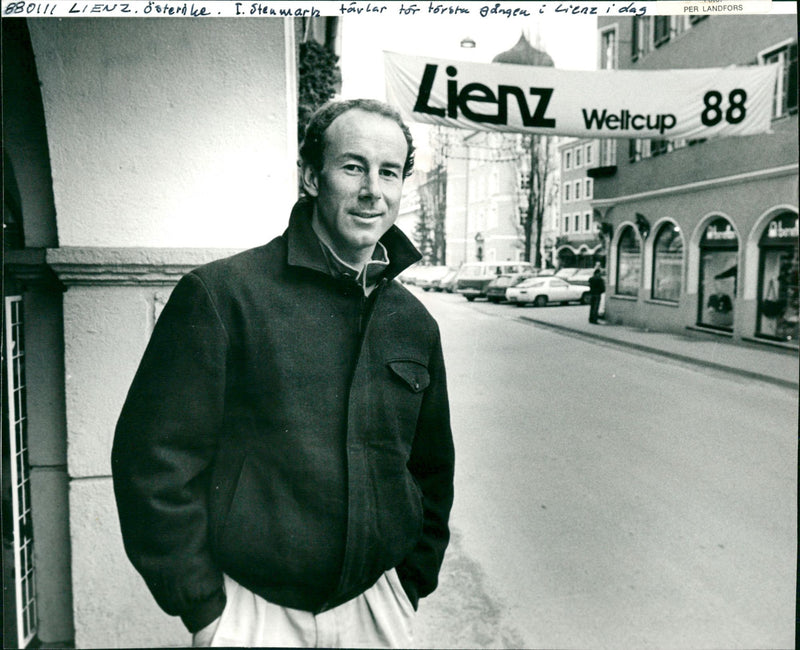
left=302, top=109, right=408, bottom=267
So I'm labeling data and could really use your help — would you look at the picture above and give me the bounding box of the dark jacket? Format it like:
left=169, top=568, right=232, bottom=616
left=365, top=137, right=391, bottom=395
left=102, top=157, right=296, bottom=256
left=111, top=200, right=455, bottom=633
left=589, top=273, right=606, bottom=295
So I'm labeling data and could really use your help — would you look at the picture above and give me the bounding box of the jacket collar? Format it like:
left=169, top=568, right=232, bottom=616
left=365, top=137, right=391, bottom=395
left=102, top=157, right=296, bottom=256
left=285, top=199, right=422, bottom=282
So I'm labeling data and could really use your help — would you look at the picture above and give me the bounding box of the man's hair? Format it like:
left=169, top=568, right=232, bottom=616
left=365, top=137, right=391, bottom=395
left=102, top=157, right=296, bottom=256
left=299, top=99, right=415, bottom=179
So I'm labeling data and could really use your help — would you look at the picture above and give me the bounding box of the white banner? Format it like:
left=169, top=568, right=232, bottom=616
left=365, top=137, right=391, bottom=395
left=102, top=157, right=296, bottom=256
left=384, top=51, right=779, bottom=139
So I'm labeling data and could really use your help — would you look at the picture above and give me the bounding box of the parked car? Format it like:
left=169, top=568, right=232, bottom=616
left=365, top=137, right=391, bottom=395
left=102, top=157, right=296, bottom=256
left=506, top=276, right=591, bottom=307
left=554, top=267, right=580, bottom=279
left=568, top=268, right=606, bottom=287
left=416, top=265, right=452, bottom=291
left=455, top=261, right=535, bottom=301
left=397, top=265, right=424, bottom=286
left=485, top=273, right=536, bottom=303
left=435, top=268, right=459, bottom=293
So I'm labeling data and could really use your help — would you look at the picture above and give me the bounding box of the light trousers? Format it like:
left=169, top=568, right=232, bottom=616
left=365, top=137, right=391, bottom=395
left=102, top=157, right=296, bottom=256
left=197, top=569, right=415, bottom=648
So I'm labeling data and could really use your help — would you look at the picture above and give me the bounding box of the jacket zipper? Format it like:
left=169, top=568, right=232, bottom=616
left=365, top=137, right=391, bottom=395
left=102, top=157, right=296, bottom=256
left=319, top=277, right=388, bottom=613
left=357, top=278, right=386, bottom=336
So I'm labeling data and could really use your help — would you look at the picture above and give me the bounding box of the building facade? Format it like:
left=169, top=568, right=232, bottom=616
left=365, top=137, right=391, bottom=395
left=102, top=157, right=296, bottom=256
left=590, top=15, right=798, bottom=348
left=440, top=131, right=524, bottom=267
left=557, top=138, right=603, bottom=268
left=3, top=17, right=299, bottom=648
left=435, top=35, right=560, bottom=270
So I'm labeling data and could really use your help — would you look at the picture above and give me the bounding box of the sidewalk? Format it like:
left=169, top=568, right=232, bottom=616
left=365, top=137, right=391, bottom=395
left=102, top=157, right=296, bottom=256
left=514, top=304, right=799, bottom=390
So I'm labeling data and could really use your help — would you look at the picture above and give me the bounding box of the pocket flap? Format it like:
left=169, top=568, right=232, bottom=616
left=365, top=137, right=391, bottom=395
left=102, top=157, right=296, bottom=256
left=388, top=360, right=430, bottom=393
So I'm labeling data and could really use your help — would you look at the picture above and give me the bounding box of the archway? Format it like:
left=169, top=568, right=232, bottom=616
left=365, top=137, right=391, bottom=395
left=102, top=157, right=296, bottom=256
left=697, top=216, right=739, bottom=331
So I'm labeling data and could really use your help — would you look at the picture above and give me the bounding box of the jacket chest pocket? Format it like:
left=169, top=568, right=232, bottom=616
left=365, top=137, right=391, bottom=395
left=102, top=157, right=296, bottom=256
left=387, top=359, right=430, bottom=394
left=378, top=359, right=430, bottom=448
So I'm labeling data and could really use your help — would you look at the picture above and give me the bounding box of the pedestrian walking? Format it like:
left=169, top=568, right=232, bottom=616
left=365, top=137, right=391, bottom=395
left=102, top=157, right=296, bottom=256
left=589, top=268, right=605, bottom=324
left=111, top=98, right=455, bottom=648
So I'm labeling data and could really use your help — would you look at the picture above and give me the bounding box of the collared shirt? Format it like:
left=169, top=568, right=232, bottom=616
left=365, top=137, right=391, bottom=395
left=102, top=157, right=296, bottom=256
left=317, top=238, right=391, bottom=295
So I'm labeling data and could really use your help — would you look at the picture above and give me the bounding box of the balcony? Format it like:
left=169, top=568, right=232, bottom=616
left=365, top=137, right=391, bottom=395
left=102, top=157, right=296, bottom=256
left=587, top=165, right=617, bottom=179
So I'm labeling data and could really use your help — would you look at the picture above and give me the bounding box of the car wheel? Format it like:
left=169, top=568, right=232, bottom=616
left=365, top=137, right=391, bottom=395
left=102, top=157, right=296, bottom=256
left=534, top=295, right=547, bottom=307
left=466, top=296, right=475, bottom=302
left=581, top=292, right=590, bottom=304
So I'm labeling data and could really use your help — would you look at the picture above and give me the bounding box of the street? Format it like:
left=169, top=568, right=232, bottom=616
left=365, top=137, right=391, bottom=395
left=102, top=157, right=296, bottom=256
left=410, top=288, right=798, bottom=650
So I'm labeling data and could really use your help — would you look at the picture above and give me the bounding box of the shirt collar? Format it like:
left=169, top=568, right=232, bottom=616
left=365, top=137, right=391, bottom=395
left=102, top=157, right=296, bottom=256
left=318, top=237, right=390, bottom=288
left=285, top=199, right=421, bottom=282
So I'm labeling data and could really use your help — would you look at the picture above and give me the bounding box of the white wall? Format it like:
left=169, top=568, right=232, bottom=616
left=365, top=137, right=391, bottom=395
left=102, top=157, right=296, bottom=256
left=27, top=18, right=298, bottom=647
left=29, top=18, right=297, bottom=249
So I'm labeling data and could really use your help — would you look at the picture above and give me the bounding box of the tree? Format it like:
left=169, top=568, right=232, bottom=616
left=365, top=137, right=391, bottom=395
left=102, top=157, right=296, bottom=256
left=414, top=194, right=434, bottom=264
left=520, top=134, right=556, bottom=267
left=297, top=40, right=341, bottom=145
left=417, top=165, right=447, bottom=265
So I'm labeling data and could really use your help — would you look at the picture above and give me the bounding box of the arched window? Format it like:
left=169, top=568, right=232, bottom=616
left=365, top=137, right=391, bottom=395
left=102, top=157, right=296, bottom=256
left=652, top=222, right=683, bottom=302
left=698, top=217, right=738, bottom=331
left=558, top=247, right=576, bottom=268
left=616, top=225, right=641, bottom=296
left=756, top=211, right=799, bottom=345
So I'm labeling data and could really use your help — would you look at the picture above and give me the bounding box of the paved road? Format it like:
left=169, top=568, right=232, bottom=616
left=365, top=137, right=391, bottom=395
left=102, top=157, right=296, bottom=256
left=411, top=289, right=797, bottom=650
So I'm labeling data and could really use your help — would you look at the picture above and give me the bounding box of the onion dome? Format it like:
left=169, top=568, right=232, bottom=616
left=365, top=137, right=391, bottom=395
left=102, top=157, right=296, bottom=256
left=492, top=34, right=554, bottom=67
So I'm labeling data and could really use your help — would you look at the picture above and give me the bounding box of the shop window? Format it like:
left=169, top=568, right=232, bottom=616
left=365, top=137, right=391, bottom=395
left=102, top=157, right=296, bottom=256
left=558, top=248, right=577, bottom=268
left=761, top=41, right=798, bottom=118
left=616, top=225, right=641, bottom=297
left=3, top=296, right=38, bottom=648
left=756, top=212, right=799, bottom=344
left=652, top=223, right=683, bottom=302
left=697, top=217, right=738, bottom=331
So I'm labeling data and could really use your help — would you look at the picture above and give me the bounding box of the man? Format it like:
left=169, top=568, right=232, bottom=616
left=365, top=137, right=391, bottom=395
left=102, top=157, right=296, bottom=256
left=588, top=268, right=605, bottom=324
left=112, top=99, right=455, bottom=648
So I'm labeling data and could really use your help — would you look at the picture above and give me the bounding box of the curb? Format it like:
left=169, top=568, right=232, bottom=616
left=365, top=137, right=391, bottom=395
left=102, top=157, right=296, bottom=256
left=517, top=316, right=799, bottom=391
